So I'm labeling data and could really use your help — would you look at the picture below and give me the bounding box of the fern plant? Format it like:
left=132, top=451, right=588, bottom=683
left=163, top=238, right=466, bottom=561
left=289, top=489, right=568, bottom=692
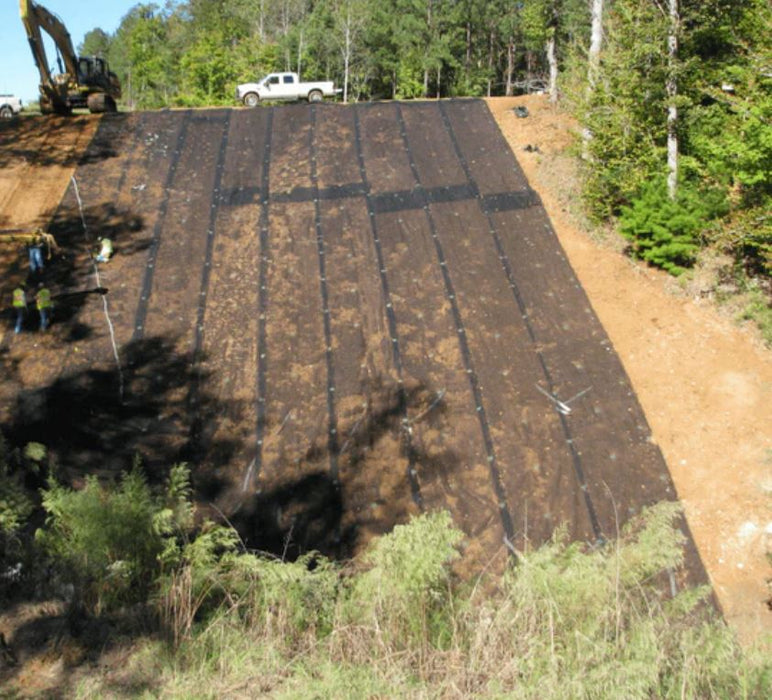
left=36, top=462, right=194, bottom=614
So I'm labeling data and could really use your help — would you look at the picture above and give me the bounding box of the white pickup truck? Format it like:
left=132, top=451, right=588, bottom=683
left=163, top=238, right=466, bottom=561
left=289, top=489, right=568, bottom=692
left=236, top=72, right=340, bottom=107
left=0, top=95, right=23, bottom=119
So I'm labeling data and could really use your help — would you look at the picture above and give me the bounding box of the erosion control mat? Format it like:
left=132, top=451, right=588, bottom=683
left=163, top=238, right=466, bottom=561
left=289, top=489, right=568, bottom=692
left=0, top=100, right=707, bottom=585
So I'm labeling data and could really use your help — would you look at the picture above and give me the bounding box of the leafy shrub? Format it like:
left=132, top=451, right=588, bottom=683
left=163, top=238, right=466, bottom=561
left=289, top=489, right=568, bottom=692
left=619, top=180, right=716, bottom=275
left=345, top=510, right=463, bottom=647
left=71, top=500, right=772, bottom=699
left=36, top=462, right=193, bottom=614
left=158, top=531, right=339, bottom=646
left=0, top=436, right=35, bottom=537
left=0, top=434, right=49, bottom=538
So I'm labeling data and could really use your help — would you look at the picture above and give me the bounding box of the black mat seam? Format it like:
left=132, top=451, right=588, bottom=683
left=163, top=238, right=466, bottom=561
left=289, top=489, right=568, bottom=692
left=113, top=113, right=148, bottom=195
left=395, top=103, right=514, bottom=540
left=309, top=105, right=341, bottom=487
left=438, top=99, right=603, bottom=541
left=251, top=108, right=274, bottom=490
left=131, top=110, right=192, bottom=344
left=187, top=111, right=233, bottom=459
left=353, top=105, right=423, bottom=509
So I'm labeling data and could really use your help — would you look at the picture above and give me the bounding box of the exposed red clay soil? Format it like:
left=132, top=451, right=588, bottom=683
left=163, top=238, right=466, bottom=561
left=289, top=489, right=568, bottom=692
left=487, top=95, right=771, bottom=645
left=0, top=115, right=99, bottom=231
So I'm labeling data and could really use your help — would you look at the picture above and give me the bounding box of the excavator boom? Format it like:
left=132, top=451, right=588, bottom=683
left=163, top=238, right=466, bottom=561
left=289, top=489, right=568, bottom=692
left=19, top=0, right=75, bottom=113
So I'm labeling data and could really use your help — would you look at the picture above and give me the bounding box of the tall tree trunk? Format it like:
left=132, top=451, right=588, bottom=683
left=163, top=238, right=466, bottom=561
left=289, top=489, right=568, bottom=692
left=546, top=2, right=560, bottom=103
left=282, top=0, right=291, bottom=71
left=436, top=64, right=441, bottom=98
left=666, top=0, right=679, bottom=200
left=343, top=20, right=350, bottom=104
left=583, top=0, right=604, bottom=159
left=487, top=28, right=495, bottom=97
left=425, top=0, right=432, bottom=97
left=546, top=35, right=558, bottom=103
left=297, top=28, right=304, bottom=77
left=587, top=0, right=603, bottom=90
left=505, top=38, right=515, bottom=96
left=466, top=22, right=472, bottom=76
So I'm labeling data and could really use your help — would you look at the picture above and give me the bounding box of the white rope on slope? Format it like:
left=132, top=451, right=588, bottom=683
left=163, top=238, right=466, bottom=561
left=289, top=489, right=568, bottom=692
left=70, top=175, right=125, bottom=402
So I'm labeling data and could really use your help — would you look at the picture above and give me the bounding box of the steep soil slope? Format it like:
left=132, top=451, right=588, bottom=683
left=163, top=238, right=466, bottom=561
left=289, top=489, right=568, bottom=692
left=1, top=99, right=769, bottom=664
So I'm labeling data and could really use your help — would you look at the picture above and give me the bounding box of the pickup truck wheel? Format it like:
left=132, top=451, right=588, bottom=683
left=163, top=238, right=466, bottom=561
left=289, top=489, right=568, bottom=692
left=243, top=92, right=260, bottom=108
left=307, top=90, right=323, bottom=104
left=0, top=106, right=13, bottom=119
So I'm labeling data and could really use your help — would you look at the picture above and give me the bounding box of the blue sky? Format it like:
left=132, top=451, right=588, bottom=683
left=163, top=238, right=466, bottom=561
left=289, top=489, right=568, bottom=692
left=1, top=1, right=138, bottom=103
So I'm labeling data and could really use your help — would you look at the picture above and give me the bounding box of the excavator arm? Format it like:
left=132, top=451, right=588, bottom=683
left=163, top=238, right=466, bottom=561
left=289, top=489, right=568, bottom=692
left=19, top=0, right=79, bottom=114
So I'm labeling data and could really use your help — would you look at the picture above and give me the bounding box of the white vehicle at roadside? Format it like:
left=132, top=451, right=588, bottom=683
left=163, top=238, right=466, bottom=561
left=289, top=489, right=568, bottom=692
left=236, top=72, right=340, bottom=107
left=0, top=95, right=23, bottom=119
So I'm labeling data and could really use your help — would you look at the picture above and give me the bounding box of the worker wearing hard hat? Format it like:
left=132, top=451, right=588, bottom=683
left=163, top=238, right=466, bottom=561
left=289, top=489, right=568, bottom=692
left=95, top=237, right=113, bottom=263
left=12, top=285, right=27, bottom=334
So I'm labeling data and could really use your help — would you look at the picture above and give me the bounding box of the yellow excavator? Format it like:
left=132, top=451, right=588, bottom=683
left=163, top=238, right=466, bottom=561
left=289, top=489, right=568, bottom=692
left=19, top=0, right=121, bottom=114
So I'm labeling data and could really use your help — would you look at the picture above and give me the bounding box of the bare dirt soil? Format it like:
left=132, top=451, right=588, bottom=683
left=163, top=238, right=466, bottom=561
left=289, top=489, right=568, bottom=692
left=0, top=97, right=769, bottom=697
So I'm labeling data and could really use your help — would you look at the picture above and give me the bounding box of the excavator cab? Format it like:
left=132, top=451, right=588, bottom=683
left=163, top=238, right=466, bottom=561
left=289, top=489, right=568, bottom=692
left=77, top=57, right=94, bottom=82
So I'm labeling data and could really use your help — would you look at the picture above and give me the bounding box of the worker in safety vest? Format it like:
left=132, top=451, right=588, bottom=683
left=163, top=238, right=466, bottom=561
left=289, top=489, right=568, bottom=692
left=36, top=284, right=52, bottom=331
left=95, top=237, right=113, bottom=263
left=12, top=285, right=27, bottom=334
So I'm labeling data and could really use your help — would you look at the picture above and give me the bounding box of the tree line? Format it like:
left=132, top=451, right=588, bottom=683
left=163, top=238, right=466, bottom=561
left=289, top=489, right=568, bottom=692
left=81, top=0, right=589, bottom=107
left=80, top=1, right=769, bottom=299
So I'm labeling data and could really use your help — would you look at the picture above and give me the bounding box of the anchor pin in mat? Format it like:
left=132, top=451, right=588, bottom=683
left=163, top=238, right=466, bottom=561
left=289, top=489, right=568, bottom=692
left=535, top=383, right=592, bottom=415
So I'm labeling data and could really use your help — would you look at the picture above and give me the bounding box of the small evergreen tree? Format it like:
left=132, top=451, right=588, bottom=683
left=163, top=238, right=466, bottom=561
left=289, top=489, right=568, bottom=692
left=619, top=180, right=712, bottom=275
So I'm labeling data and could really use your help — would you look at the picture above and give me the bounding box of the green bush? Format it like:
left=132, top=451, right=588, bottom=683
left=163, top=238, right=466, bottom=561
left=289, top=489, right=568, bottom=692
left=36, top=462, right=193, bottom=614
left=0, top=434, right=48, bottom=538
left=345, top=510, right=463, bottom=647
left=69, top=500, right=772, bottom=699
left=619, top=180, right=716, bottom=275
left=0, top=438, right=34, bottom=537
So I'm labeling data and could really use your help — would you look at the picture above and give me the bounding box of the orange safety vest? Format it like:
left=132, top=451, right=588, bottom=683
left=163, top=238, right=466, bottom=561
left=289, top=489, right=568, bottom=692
left=36, top=288, right=52, bottom=310
left=13, top=288, right=26, bottom=308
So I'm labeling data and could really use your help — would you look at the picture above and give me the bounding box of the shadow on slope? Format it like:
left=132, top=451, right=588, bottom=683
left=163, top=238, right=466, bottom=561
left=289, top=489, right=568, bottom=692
left=1, top=334, right=241, bottom=489
left=231, top=378, right=456, bottom=563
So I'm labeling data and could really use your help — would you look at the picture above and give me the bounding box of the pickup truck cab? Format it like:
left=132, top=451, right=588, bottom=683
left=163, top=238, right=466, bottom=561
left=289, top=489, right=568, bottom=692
left=0, top=95, right=23, bottom=119
left=236, top=73, right=339, bottom=106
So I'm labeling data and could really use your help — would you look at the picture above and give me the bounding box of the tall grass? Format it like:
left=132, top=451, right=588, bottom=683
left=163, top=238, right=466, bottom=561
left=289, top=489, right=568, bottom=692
left=73, top=504, right=770, bottom=699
